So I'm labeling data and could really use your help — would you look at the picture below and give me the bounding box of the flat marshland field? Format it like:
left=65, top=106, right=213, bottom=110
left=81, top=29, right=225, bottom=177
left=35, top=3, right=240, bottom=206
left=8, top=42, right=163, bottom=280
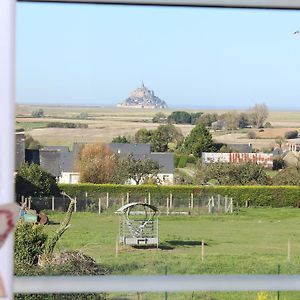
left=45, top=208, right=300, bottom=300
left=16, top=105, right=300, bottom=149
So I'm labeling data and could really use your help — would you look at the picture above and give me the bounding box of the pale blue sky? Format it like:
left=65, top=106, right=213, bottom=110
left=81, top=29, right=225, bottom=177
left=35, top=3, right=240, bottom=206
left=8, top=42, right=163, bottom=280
left=16, top=3, right=300, bottom=109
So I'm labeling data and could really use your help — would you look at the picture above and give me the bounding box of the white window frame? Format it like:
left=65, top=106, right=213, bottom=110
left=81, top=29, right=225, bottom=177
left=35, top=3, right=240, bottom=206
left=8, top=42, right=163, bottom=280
left=1, top=0, right=300, bottom=299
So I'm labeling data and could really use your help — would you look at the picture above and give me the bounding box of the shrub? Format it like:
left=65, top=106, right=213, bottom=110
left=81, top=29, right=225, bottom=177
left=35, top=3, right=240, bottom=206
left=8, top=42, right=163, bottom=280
left=14, top=251, right=107, bottom=300
left=247, top=131, right=256, bottom=139
left=264, top=122, right=272, bottom=128
left=14, top=221, right=47, bottom=267
left=272, top=156, right=285, bottom=170
left=187, top=155, right=197, bottom=164
left=177, top=155, right=188, bottom=168
left=284, top=130, right=298, bottom=139
left=59, top=183, right=300, bottom=208
left=173, top=154, right=180, bottom=168
left=47, top=122, right=88, bottom=129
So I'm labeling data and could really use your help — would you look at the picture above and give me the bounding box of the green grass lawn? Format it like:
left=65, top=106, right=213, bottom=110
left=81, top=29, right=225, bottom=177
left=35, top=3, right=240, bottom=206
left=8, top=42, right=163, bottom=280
left=41, top=208, right=300, bottom=299
left=16, top=121, right=49, bottom=131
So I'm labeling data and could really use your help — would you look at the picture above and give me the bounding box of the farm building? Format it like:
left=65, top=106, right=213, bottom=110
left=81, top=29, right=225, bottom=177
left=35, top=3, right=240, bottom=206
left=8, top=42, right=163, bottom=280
left=202, top=152, right=273, bottom=168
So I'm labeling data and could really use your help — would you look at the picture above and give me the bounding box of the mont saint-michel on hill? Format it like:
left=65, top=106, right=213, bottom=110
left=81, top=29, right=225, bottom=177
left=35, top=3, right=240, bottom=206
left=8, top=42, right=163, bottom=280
left=117, top=83, right=168, bottom=109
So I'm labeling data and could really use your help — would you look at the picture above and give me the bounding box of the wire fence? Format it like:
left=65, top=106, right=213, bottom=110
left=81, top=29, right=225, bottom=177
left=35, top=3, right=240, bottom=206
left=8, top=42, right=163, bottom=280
left=17, top=193, right=234, bottom=215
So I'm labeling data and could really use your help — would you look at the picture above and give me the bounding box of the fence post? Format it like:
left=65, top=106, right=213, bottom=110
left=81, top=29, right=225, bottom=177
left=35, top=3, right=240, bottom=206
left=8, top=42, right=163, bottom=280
left=166, top=197, right=169, bottom=215
left=230, top=198, right=233, bottom=213
left=201, top=240, right=205, bottom=261
left=191, top=192, right=194, bottom=209
left=98, top=198, right=101, bottom=214
left=52, top=196, right=55, bottom=211
left=225, top=196, right=228, bottom=212
left=106, top=192, right=109, bottom=208
left=148, top=192, right=151, bottom=205
left=126, top=192, right=129, bottom=204
left=85, top=191, right=88, bottom=198
left=169, top=193, right=173, bottom=208
left=28, top=196, right=31, bottom=210
left=74, top=196, right=77, bottom=212
left=217, top=194, right=221, bottom=212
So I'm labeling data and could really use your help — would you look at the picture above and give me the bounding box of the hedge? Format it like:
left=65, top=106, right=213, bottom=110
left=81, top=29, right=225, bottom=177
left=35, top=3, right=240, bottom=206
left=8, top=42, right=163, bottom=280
left=59, top=184, right=300, bottom=208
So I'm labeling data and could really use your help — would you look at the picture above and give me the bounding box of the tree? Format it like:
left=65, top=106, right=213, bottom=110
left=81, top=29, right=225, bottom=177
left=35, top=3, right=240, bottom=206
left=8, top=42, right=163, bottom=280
left=75, top=142, right=117, bottom=183
left=238, top=113, right=250, bottom=129
left=219, top=111, right=240, bottom=130
left=25, top=134, right=42, bottom=149
left=248, top=103, right=268, bottom=128
left=197, top=113, right=218, bottom=127
left=182, top=124, right=215, bottom=158
left=167, top=111, right=191, bottom=124
left=284, top=130, right=298, bottom=139
left=135, top=128, right=152, bottom=144
left=152, top=112, right=167, bottom=123
left=150, top=124, right=183, bottom=152
left=15, top=163, right=60, bottom=197
left=112, top=135, right=129, bottom=143
left=31, top=108, right=44, bottom=118
left=190, top=112, right=203, bottom=125
left=275, top=136, right=285, bottom=148
left=272, top=167, right=300, bottom=185
left=114, top=154, right=160, bottom=185
left=196, top=162, right=270, bottom=185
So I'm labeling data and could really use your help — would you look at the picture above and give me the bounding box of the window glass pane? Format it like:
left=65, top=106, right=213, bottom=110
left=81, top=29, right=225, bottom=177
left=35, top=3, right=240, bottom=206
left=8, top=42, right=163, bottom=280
left=15, top=2, right=300, bottom=297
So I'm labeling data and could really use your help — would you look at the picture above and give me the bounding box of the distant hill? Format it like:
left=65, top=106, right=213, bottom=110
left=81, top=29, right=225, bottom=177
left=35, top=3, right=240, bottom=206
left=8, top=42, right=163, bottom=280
left=117, top=83, right=167, bottom=109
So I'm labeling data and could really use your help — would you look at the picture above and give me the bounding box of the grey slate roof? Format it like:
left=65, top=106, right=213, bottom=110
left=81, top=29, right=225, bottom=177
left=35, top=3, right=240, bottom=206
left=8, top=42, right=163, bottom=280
left=149, top=153, right=174, bottom=174
left=43, top=146, right=74, bottom=172
left=108, top=143, right=151, bottom=156
left=227, top=143, right=253, bottom=153
left=39, top=150, right=61, bottom=177
left=15, top=133, right=25, bottom=170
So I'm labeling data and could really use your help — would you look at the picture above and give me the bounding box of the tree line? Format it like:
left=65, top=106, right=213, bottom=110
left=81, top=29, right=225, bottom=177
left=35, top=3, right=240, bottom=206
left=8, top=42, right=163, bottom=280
left=152, top=103, right=269, bottom=129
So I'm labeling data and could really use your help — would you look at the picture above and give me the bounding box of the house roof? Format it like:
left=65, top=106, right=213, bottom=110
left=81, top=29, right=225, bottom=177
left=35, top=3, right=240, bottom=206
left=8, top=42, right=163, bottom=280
left=227, top=143, right=253, bottom=153
left=108, top=143, right=151, bottom=156
left=42, top=146, right=75, bottom=173
left=15, top=132, right=25, bottom=170
left=39, top=150, right=61, bottom=177
left=149, top=153, right=174, bottom=174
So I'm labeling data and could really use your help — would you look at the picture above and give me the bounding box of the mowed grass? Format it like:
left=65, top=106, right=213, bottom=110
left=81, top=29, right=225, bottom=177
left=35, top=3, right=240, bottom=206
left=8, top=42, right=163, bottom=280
left=42, top=207, right=300, bottom=299
left=45, top=207, right=300, bottom=275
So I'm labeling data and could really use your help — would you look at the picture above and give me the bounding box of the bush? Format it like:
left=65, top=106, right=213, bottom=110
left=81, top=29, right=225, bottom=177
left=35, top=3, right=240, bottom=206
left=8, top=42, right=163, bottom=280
left=247, top=131, right=256, bottom=139
left=264, top=122, right=272, bottom=128
left=284, top=130, right=298, bottom=139
left=173, top=154, right=180, bottom=168
left=47, top=122, right=88, bottom=129
left=187, top=155, right=197, bottom=164
left=273, top=156, right=285, bottom=170
left=177, top=155, right=188, bottom=168
left=14, top=221, right=47, bottom=267
left=14, top=251, right=107, bottom=300
left=59, top=183, right=300, bottom=208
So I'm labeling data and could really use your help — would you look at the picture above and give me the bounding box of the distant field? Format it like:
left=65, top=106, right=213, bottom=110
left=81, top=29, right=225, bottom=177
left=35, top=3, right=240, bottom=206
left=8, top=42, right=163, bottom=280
left=42, top=207, right=300, bottom=299
left=16, top=104, right=300, bottom=149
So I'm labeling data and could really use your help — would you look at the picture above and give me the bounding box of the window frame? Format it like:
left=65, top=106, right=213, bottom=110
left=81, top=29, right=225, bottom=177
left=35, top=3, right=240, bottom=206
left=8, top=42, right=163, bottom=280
left=1, top=0, right=300, bottom=298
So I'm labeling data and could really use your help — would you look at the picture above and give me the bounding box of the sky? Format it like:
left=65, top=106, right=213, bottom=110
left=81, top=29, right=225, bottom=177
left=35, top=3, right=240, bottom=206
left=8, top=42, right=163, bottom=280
left=16, top=2, right=300, bottom=109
